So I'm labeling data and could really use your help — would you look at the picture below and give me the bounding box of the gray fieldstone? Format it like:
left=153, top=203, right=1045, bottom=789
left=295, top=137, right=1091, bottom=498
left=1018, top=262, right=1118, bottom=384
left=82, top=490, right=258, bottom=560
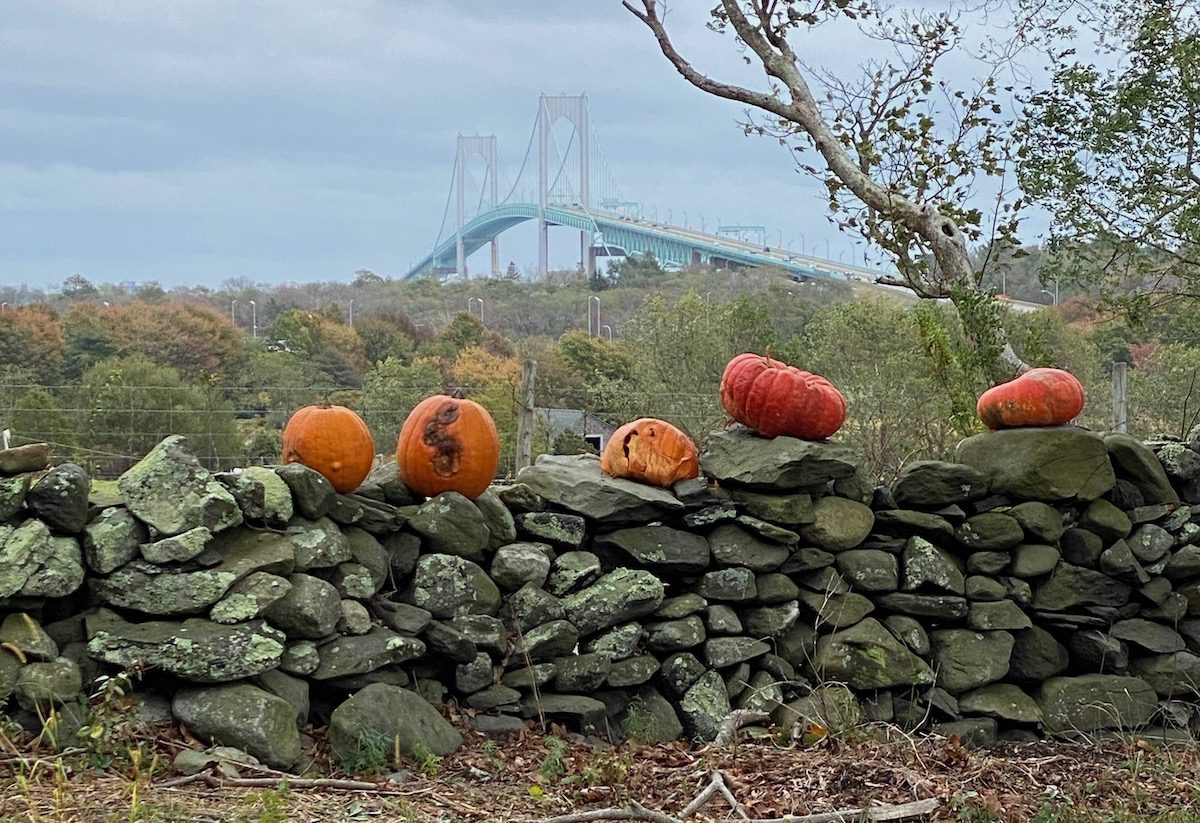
left=516, top=454, right=684, bottom=523
left=956, top=427, right=1116, bottom=502
left=699, top=427, right=858, bottom=490
left=118, top=436, right=242, bottom=536
left=172, top=684, right=300, bottom=769
left=27, top=463, right=90, bottom=534
left=891, top=460, right=989, bottom=508
left=597, top=526, right=709, bottom=574
left=798, top=497, right=875, bottom=552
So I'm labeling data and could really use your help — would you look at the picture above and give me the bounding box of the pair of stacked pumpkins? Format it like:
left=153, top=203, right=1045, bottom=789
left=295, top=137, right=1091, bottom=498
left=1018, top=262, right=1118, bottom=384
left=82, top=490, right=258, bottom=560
left=281, top=358, right=1087, bottom=499
left=282, top=394, right=499, bottom=499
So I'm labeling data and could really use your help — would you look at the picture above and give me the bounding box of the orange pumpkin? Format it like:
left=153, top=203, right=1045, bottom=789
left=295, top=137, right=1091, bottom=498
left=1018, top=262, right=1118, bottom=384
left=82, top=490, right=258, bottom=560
left=719, top=352, right=847, bottom=440
left=977, top=367, right=1086, bottom=429
left=396, top=394, right=500, bottom=499
left=600, top=418, right=700, bottom=488
left=281, top=402, right=375, bottom=493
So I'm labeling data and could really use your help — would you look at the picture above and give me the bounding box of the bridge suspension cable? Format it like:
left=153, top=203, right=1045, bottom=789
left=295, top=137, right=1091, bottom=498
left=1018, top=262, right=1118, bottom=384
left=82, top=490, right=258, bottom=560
left=430, top=148, right=458, bottom=252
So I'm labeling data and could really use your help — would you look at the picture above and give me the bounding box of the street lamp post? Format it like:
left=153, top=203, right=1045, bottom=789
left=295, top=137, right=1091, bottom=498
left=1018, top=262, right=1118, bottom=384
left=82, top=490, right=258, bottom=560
left=468, top=297, right=483, bottom=323
left=602, top=324, right=613, bottom=342
left=823, top=238, right=831, bottom=258
left=700, top=215, right=707, bottom=233
left=1040, top=280, right=1059, bottom=305
left=348, top=299, right=354, bottom=328
left=231, top=299, right=237, bottom=327
left=249, top=300, right=257, bottom=339
left=777, top=229, right=783, bottom=248
left=588, top=295, right=600, bottom=337
left=1, top=302, right=8, bottom=313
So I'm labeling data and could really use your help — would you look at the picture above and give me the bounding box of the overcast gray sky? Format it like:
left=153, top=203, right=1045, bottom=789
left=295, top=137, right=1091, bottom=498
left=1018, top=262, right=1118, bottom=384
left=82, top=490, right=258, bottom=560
left=0, top=1, right=1020, bottom=288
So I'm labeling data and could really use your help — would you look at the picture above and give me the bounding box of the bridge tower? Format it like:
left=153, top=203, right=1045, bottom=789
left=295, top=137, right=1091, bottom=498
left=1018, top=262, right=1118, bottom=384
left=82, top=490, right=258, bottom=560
left=537, top=95, right=590, bottom=279
left=455, top=134, right=499, bottom=279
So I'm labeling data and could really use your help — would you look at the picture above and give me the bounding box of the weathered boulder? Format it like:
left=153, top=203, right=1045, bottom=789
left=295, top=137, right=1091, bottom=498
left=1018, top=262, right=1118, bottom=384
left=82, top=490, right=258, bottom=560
left=140, top=526, right=211, bottom=564
left=700, top=427, right=857, bottom=490
left=328, top=684, right=462, bottom=767
left=517, top=454, right=684, bottom=523
left=0, top=613, right=58, bottom=661
left=118, top=436, right=242, bottom=536
left=1033, top=563, right=1132, bottom=611
left=707, top=524, right=788, bottom=571
left=1008, top=626, right=1070, bottom=682
left=407, top=554, right=502, bottom=619
left=799, top=497, right=874, bottom=552
left=835, top=550, right=899, bottom=592
left=698, top=567, right=758, bottom=602
left=547, top=551, right=601, bottom=596
left=1037, top=675, right=1157, bottom=733
left=211, top=571, right=294, bottom=626
left=1079, top=499, right=1131, bottom=543
left=274, top=463, right=335, bottom=520
left=515, top=512, right=586, bottom=549
left=929, top=629, right=1014, bottom=694
left=891, top=461, right=988, bottom=508
left=0, top=443, right=51, bottom=475
left=1105, top=434, right=1179, bottom=505
left=0, top=520, right=84, bottom=600
left=562, top=568, right=665, bottom=635
left=263, top=574, right=343, bottom=638
left=597, top=526, right=710, bottom=574
left=490, top=543, right=552, bottom=591
left=1008, top=502, right=1065, bottom=544
left=1009, top=544, right=1060, bottom=578
left=87, top=611, right=284, bottom=682
left=813, top=618, right=934, bottom=689
left=1109, top=618, right=1185, bottom=654
left=678, top=670, right=731, bottom=741
left=474, top=489, right=517, bottom=548
left=729, top=489, right=815, bottom=525
left=14, top=658, right=82, bottom=711
left=284, top=516, right=351, bottom=571
left=0, top=473, right=31, bottom=521
left=172, top=684, right=300, bottom=769
left=902, top=537, right=964, bottom=594
left=27, top=464, right=90, bottom=534
left=956, top=428, right=1115, bottom=501
left=1131, top=651, right=1200, bottom=697
left=407, top=493, right=490, bottom=564
left=310, top=630, right=425, bottom=680
left=956, top=513, right=1024, bottom=552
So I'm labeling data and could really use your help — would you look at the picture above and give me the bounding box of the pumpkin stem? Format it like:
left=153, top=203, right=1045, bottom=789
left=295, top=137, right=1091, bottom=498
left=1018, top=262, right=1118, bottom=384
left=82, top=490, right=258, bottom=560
left=450, top=387, right=466, bottom=400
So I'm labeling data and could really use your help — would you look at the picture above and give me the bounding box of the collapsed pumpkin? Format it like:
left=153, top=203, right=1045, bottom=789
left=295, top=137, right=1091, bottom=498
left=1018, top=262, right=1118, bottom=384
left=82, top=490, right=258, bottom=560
left=396, top=393, right=500, bottom=500
left=600, top=418, right=699, bottom=488
left=719, top=353, right=847, bottom=440
left=977, top=367, right=1085, bottom=430
left=281, top=402, right=375, bottom=493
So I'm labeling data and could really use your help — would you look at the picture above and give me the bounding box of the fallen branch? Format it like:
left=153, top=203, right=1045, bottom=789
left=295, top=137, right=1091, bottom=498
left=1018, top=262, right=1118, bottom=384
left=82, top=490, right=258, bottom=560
left=533, top=766, right=939, bottom=823
left=156, top=773, right=385, bottom=791
left=680, top=770, right=748, bottom=819
left=535, top=801, right=684, bottom=823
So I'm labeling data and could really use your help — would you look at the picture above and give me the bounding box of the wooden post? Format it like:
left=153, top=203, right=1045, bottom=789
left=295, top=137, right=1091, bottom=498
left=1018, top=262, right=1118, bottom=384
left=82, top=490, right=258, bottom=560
left=516, top=359, right=538, bottom=472
left=1112, top=360, right=1128, bottom=433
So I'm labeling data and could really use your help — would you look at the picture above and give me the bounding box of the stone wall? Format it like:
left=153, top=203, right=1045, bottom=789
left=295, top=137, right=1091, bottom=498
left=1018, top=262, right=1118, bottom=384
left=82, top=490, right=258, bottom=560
left=2, top=424, right=1200, bottom=770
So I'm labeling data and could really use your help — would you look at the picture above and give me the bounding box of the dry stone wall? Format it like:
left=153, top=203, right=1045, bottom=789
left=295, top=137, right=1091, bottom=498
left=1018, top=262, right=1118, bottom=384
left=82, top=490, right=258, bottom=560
left=3, top=424, right=1200, bottom=769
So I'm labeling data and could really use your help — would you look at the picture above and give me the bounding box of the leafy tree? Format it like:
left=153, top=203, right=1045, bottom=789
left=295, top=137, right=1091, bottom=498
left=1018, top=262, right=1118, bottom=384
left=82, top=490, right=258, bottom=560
left=267, top=309, right=369, bottom=386
left=624, top=0, right=1063, bottom=386
left=60, top=274, right=99, bottom=301
left=1019, top=0, right=1200, bottom=316
left=0, top=305, right=66, bottom=385
left=353, top=269, right=384, bottom=287
left=1127, top=344, right=1200, bottom=438
left=79, top=354, right=239, bottom=470
left=358, top=357, right=444, bottom=447
left=107, top=301, right=247, bottom=382
left=62, top=304, right=119, bottom=380
left=592, top=291, right=775, bottom=437
left=552, top=428, right=598, bottom=456
left=357, top=313, right=419, bottom=366
left=606, top=252, right=666, bottom=288
left=230, top=349, right=335, bottom=428
left=556, top=331, right=636, bottom=386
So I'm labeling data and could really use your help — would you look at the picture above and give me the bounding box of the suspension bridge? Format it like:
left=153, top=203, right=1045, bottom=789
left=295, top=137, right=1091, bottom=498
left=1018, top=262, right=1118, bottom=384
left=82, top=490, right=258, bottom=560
left=402, top=94, right=884, bottom=284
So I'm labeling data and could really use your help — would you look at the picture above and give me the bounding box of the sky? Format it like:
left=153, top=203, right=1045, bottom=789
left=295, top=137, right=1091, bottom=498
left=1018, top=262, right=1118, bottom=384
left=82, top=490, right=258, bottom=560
left=0, top=1, right=1033, bottom=289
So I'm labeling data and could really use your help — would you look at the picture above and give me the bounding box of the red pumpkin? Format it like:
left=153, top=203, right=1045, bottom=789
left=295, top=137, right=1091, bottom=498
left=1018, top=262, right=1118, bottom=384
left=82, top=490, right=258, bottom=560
left=282, top=402, right=375, bottom=493
left=719, top=353, right=847, bottom=440
left=601, top=418, right=699, bottom=488
left=977, top=367, right=1085, bottom=429
left=396, top=394, right=500, bottom=499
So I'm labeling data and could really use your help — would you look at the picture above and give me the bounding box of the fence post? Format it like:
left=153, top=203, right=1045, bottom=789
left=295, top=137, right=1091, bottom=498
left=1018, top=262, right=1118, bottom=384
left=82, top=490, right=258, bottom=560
left=1112, top=360, right=1128, bottom=433
left=516, top=359, right=538, bottom=472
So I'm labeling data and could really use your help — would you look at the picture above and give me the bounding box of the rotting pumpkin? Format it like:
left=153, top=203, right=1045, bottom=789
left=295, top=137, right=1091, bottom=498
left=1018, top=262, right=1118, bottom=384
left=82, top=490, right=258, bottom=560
left=600, top=417, right=699, bottom=489
left=977, top=367, right=1085, bottom=430
left=719, top=352, right=847, bottom=440
left=396, top=393, right=500, bottom=500
left=281, top=402, right=375, bottom=493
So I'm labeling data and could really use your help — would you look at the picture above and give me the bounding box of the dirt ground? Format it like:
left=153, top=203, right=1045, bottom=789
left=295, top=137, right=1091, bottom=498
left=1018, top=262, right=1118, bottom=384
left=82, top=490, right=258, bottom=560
left=2, top=714, right=1200, bottom=822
